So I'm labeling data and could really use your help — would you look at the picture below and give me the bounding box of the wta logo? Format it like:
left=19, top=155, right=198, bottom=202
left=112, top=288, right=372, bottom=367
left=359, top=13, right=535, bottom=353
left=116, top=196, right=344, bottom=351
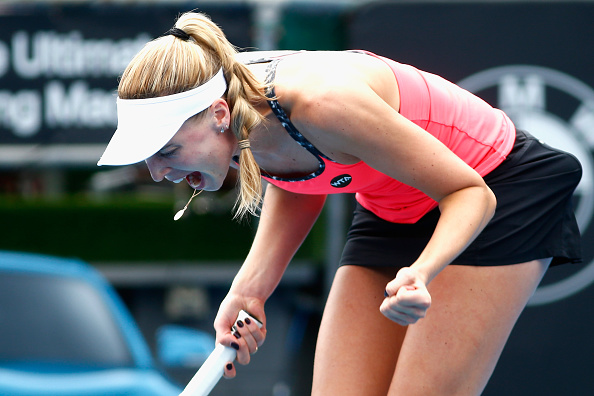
left=330, top=174, right=353, bottom=188
left=459, top=65, right=594, bottom=305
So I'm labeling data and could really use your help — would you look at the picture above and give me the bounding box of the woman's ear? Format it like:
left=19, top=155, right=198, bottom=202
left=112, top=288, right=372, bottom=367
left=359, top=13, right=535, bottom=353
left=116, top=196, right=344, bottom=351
left=211, top=98, right=230, bottom=129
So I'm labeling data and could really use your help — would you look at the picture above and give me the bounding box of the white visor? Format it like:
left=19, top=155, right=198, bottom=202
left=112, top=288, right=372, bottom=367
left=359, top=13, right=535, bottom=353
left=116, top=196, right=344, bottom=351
left=97, top=68, right=227, bottom=166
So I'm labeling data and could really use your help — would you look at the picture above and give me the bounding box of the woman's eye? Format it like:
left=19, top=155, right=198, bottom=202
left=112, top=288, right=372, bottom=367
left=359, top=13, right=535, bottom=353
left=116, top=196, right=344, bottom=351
left=160, top=148, right=178, bottom=157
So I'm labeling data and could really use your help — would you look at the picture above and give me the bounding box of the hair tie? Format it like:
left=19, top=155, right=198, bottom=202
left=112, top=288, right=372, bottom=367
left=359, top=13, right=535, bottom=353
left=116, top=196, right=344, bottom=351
left=166, top=27, right=191, bottom=41
left=238, top=140, right=251, bottom=150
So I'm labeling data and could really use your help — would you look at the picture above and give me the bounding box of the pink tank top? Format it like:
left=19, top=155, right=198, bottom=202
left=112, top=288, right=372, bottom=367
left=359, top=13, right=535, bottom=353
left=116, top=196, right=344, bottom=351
left=258, top=51, right=515, bottom=223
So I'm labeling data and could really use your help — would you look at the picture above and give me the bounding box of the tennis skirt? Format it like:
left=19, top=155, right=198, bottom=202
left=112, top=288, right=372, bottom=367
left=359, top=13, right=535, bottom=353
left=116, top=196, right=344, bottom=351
left=340, top=130, right=583, bottom=268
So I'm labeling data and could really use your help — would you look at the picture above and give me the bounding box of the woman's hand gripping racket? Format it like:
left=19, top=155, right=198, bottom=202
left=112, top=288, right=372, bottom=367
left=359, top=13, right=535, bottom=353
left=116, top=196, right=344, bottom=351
left=179, top=310, right=262, bottom=396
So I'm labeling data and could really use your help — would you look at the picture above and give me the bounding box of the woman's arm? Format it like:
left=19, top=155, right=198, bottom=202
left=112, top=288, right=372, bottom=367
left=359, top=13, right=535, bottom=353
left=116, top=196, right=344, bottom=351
left=215, top=184, right=326, bottom=372
left=290, top=76, right=496, bottom=324
left=231, top=184, right=326, bottom=302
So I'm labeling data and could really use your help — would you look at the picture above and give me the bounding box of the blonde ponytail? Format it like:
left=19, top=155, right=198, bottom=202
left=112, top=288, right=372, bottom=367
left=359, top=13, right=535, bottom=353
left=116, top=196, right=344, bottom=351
left=118, top=12, right=270, bottom=219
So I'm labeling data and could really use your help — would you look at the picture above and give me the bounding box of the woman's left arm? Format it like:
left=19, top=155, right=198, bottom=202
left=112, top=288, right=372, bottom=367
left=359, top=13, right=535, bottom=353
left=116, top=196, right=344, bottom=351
left=291, top=78, right=497, bottom=324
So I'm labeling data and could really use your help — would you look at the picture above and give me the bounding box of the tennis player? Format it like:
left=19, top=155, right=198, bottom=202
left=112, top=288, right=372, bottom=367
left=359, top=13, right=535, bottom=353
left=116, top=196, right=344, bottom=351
left=98, top=12, right=582, bottom=395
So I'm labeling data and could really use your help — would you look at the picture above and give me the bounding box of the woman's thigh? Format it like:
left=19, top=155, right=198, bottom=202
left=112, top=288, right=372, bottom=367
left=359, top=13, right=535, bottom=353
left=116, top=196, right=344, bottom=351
left=312, top=265, right=408, bottom=396
left=390, top=259, right=550, bottom=396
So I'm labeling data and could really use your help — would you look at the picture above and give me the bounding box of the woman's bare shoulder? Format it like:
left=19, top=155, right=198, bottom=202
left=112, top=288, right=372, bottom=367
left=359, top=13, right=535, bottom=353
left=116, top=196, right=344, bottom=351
left=234, top=50, right=304, bottom=64
left=274, top=51, right=400, bottom=118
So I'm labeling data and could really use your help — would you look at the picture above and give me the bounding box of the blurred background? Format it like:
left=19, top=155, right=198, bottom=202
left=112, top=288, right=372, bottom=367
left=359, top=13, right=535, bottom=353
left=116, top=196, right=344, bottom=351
left=0, top=0, right=592, bottom=395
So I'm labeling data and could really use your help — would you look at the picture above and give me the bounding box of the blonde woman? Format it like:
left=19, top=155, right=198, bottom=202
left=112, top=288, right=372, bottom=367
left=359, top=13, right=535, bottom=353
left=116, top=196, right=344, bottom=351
left=98, top=12, right=582, bottom=396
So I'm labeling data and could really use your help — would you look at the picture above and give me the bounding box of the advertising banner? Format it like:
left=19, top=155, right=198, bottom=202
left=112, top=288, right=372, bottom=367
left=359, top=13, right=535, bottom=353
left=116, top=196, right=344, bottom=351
left=0, top=4, right=251, bottom=166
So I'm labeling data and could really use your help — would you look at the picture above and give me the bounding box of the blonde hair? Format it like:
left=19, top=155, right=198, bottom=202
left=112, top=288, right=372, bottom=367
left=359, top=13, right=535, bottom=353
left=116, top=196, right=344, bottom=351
left=118, top=12, right=268, bottom=219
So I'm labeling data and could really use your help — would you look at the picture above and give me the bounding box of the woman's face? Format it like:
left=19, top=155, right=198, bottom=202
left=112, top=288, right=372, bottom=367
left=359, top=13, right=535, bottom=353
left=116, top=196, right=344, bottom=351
left=145, top=102, right=235, bottom=191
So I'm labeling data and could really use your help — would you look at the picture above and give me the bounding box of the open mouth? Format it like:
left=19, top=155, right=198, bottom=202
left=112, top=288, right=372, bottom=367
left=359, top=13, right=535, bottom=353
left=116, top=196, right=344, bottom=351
left=186, top=172, right=203, bottom=189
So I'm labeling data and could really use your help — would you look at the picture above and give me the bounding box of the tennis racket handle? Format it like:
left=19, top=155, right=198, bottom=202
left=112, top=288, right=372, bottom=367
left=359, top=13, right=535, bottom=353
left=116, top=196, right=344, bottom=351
left=178, top=343, right=235, bottom=396
left=179, top=310, right=262, bottom=396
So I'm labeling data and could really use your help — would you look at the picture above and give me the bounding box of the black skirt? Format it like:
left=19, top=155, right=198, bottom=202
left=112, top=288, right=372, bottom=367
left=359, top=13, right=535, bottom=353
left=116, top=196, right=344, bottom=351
left=340, top=130, right=583, bottom=268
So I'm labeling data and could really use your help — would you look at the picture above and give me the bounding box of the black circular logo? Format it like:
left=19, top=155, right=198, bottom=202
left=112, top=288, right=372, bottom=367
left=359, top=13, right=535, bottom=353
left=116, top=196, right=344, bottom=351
left=330, top=174, right=352, bottom=188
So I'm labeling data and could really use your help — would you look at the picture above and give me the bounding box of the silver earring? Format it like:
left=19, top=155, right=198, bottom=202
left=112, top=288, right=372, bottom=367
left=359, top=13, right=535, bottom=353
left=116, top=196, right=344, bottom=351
left=220, top=124, right=228, bottom=134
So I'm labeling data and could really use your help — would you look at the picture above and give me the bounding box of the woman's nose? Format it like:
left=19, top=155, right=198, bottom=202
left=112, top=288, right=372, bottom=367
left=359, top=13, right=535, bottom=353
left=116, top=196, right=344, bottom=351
left=145, top=157, right=168, bottom=182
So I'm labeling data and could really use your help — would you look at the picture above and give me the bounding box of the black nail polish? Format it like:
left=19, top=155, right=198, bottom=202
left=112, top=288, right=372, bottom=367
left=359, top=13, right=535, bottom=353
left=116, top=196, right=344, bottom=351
left=226, top=363, right=233, bottom=370
left=384, top=290, right=389, bottom=297
left=236, top=320, right=244, bottom=328
left=233, top=331, right=241, bottom=339
left=231, top=342, right=240, bottom=350
left=245, top=318, right=252, bottom=325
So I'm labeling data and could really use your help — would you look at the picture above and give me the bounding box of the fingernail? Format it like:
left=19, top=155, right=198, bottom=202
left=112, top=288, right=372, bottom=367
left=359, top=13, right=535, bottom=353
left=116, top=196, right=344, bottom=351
left=233, top=331, right=241, bottom=339
left=231, top=342, right=240, bottom=350
left=384, top=290, right=389, bottom=297
left=236, top=320, right=244, bottom=328
left=245, top=318, right=252, bottom=325
left=226, top=363, right=233, bottom=370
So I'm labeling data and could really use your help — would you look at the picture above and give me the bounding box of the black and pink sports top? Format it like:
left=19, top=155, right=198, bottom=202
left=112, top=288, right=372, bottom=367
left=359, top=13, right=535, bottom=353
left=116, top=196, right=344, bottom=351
left=247, top=50, right=515, bottom=223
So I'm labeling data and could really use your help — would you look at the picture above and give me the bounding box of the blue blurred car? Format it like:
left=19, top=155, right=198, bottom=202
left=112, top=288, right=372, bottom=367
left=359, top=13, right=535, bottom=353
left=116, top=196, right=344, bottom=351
left=0, top=251, right=182, bottom=396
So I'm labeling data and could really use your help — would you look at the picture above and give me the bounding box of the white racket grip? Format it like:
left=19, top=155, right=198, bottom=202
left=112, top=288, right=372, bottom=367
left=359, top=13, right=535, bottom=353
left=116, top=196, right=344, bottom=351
left=179, top=310, right=262, bottom=396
